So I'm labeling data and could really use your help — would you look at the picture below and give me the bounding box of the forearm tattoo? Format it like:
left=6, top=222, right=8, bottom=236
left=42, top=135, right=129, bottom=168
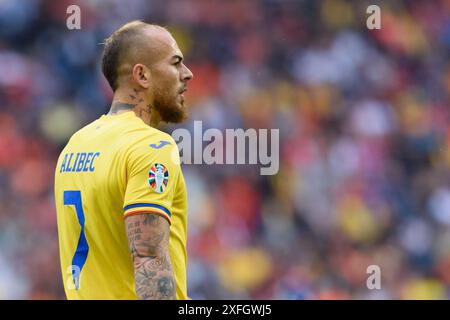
left=126, top=214, right=176, bottom=300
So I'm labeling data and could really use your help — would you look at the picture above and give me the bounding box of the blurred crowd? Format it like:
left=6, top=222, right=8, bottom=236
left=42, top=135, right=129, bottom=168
left=1, top=0, right=450, bottom=299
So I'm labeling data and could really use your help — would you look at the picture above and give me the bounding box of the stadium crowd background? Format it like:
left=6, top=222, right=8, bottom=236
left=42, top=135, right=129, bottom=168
left=1, top=0, right=450, bottom=299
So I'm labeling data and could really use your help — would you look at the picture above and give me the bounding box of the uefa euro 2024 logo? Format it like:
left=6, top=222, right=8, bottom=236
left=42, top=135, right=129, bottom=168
left=148, top=164, right=169, bottom=193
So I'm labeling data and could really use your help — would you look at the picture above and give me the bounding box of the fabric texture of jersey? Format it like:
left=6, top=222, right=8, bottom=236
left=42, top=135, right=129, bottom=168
left=54, top=111, right=188, bottom=300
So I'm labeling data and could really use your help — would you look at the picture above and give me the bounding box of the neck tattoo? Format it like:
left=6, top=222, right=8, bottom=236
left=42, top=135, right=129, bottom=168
left=109, top=102, right=136, bottom=114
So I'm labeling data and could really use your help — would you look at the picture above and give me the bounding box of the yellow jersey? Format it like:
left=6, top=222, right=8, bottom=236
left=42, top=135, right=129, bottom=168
left=54, top=111, right=188, bottom=300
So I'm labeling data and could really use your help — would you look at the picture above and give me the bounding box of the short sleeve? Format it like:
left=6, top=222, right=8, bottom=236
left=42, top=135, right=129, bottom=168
left=123, top=136, right=181, bottom=224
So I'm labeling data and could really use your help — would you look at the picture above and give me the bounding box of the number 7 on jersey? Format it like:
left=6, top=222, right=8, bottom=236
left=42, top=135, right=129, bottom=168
left=63, top=190, right=89, bottom=290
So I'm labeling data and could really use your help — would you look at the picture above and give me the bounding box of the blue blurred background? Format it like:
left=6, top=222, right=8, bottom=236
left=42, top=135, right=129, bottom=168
left=1, top=0, right=450, bottom=299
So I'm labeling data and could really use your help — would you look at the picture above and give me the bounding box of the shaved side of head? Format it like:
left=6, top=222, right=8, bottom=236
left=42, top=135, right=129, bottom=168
left=103, top=19, right=193, bottom=125
left=101, top=20, right=171, bottom=91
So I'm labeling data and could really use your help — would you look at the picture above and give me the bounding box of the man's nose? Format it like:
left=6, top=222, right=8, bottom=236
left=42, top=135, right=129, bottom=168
left=182, top=64, right=193, bottom=81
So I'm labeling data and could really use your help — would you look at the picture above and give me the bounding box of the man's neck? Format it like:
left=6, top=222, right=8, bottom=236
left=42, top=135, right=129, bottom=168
left=108, top=87, right=160, bottom=127
left=108, top=101, right=136, bottom=114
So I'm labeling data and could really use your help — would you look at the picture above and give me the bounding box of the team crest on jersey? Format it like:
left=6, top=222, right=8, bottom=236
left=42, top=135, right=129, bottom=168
left=148, top=163, right=169, bottom=193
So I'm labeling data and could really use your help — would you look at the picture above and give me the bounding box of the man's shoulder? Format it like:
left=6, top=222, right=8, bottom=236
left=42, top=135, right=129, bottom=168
left=146, top=128, right=176, bottom=149
left=122, top=123, right=172, bottom=144
left=63, top=117, right=177, bottom=159
left=122, top=124, right=176, bottom=157
left=67, top=118, right=102, bottom=140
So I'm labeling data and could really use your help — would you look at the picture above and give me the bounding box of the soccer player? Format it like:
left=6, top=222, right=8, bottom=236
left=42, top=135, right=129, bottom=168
left=54, top=21, right=193, bottom=299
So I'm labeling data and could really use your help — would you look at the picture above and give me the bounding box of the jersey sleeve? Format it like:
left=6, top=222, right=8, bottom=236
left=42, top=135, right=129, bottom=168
left=123, top=136, right=181, bottom=224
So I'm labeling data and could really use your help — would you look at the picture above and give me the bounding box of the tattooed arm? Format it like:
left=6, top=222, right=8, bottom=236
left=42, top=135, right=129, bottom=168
left=125, top=214, right=176, bottom=300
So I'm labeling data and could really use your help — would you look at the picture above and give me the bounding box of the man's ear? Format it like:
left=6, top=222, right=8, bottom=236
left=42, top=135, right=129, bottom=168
left=132, top=64, right=151, bottom=89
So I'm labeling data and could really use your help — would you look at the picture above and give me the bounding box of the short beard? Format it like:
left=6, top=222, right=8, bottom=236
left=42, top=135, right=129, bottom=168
left=152, top=88, right=187, bottom=124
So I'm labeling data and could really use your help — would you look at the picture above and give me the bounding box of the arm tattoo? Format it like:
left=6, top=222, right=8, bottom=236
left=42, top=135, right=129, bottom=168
left=125, top=214, right=176, bottom=300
